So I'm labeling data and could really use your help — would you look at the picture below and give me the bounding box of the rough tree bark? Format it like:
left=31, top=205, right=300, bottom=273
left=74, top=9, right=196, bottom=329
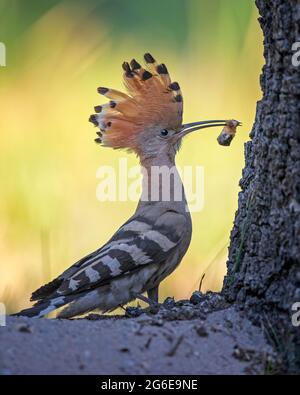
left=223, top=0, right=300, bottom=372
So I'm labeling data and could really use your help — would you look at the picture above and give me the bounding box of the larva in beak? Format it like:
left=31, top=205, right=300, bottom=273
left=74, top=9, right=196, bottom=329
left=217, top=119, right=241, bottom=146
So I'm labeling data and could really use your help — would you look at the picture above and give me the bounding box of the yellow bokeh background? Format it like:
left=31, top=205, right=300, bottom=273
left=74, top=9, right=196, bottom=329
left=0, top=0, right=263, bottom=312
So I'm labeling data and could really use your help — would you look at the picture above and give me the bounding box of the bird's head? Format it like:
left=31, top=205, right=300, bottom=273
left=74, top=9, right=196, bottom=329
left=89, top=53, right=240, bottom=161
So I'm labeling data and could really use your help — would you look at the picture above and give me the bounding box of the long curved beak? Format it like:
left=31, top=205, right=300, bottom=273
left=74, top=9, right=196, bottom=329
left=181, top=120, right=238, bottom=135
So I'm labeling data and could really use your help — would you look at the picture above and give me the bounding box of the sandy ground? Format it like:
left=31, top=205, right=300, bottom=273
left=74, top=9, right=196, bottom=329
left=0, top=293, right=276, bottom=375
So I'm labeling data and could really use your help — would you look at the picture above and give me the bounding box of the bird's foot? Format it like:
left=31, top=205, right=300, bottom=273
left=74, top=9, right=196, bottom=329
left=135, top=293, right=160, bottom=314
left=125, top=293, right=161, bottom=317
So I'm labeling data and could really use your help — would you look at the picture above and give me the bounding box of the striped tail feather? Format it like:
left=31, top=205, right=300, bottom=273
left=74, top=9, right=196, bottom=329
left=13, top=295, right=74, bottom=318
left=30, top=277, right=63, bottom=302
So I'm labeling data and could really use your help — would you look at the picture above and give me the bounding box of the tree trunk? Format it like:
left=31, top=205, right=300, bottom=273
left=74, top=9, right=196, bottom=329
left=223, top=0, right=300, bottom=372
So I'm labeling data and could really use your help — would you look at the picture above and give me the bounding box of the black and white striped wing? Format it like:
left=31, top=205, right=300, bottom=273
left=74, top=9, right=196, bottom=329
left=54, top=211, right=187, bottom=296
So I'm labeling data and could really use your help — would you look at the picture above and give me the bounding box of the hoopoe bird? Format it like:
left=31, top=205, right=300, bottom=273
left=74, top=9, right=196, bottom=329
left=17, top=53, right=239, bottom=318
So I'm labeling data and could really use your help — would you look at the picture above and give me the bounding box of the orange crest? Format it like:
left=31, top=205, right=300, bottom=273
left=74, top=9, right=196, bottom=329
left=89, top=53, right=183, bottom=151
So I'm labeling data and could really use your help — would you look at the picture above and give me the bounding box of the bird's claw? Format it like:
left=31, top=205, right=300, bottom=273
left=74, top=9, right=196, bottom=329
left=135, top=293, right=160, bottom=312
left=125, top=293, right=161, bottom=317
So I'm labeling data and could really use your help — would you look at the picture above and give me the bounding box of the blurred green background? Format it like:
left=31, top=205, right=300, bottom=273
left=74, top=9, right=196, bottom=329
left=0, top=0, right=263, bottom=313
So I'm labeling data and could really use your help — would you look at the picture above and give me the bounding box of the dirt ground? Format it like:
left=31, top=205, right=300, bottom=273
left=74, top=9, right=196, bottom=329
left=0, top=293, right=277, bottom=375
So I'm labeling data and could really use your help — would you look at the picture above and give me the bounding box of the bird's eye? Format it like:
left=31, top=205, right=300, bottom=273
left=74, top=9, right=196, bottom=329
left=160, top=129, right=169, bottom=137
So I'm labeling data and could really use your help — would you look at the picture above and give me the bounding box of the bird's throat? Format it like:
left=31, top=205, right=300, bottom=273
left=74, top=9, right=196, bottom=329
left=139, top=156, right=186, bottom=207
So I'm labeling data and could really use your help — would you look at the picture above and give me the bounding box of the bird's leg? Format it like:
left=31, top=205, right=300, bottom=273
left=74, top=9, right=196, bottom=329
left=135, top=292, right=159, bottom=308
left=135, top=292, right=160, bottom=314
left=124, top=292, right=160, bottom=316
left=125, top=285, right=161, bottom=317
left=147, top=286, right=159, bottom=304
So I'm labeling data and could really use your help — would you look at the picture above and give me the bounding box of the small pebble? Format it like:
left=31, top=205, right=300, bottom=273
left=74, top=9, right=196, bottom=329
left=16, top=323, right=32, bottom=333
left=163, top=297, right=176, bottom=309
left=232, top=345, right=252, bottom=362
left=195, top=325, right=208, bottom=337
left=190, top=291, right=204, bottom=305
left=151, top=318, right=164, bottom=327
left=125, top=307, right=143, bottom=318
left=119, top=347, right=130, bottom=353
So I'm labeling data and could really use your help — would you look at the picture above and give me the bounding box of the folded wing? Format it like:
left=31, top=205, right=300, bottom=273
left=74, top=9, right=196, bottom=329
left=31, top=210, right=187, bottom=302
